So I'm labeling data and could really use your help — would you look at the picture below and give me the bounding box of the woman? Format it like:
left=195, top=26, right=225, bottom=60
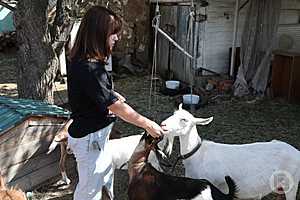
left=67, top=6, right=164, bottom=200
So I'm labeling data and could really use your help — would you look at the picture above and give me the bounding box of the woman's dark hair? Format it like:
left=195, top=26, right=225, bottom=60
left=70, top=6, right=122, bottom=62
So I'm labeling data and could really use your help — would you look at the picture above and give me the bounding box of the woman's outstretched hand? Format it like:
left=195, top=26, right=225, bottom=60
left=145, top=120, right=165, bottom=138
left=108, top=101, right=167, bottom=138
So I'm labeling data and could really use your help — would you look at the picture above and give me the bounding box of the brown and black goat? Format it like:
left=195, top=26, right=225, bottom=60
left=128, top=133, right=238, bottom=200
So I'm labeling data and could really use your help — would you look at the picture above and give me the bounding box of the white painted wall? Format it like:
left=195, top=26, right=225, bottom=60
left=203, top=0, right=247, bottom=75
left=276, top=0, right=300, bottom=52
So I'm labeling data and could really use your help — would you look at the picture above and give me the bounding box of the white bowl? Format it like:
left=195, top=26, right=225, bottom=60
left=182, top=94, right=200, bottom=105
left=165, top=80, right=180, bottom=90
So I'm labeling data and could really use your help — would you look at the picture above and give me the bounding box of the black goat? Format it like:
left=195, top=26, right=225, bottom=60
left=128, top=133, right=238, bottom=200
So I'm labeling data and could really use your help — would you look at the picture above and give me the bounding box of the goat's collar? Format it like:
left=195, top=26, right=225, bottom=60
left=171, top=139, right=201, bottom=172
left=179, top=139, right=201, bottom=160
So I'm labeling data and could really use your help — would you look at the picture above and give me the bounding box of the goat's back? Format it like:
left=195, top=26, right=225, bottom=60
left=185, top=140, right=300, bottom=199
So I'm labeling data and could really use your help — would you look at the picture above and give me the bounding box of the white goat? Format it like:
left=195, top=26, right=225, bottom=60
left=161, top=104, right=300, bottom=200
left=47, top=133, right=165, bottom=185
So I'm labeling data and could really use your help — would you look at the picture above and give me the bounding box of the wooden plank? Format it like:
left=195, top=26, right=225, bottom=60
left=271, top=54, right=292, bottom=99
left=290, top=56, right=300, bottom=103
left=0, top=120, right=28, bottom=146
left=0, top=117, right=66, bottom=147
left=4, top=146, right=76, bottom=191
left=173, top=6, right=190, bottom=82
left=0, top=117, right=65, bottom=146
left=3, top=148, right=60, bottom=183
left=9, top=149, right=75, bottom=182
left=8, top=157, right=76, bottom=191
left=157, top=6, right=179, bottom=78
left=0, top=122, right=63, bottom=169
left=0, top=142, right=40, bottom=170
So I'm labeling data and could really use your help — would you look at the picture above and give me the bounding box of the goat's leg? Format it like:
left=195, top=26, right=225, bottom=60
left=0, top=175, right=5, bottom=190
left=60, top=142, right=71, bottom=184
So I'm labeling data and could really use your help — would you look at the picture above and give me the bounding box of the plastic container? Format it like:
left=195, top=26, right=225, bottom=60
left=182, top=94, right=200, bottom=105
left=165, top=80, right=180, bottom=90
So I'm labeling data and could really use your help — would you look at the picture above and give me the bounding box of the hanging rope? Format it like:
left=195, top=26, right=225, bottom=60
left=148, top=2, right=160, bottom=110
left=148, top=0, right=200, bottom=111
left=184, top=2, right=196, bottom=107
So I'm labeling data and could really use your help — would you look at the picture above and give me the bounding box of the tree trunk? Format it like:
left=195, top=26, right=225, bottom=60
left=15, top=0, right=59, bottom=104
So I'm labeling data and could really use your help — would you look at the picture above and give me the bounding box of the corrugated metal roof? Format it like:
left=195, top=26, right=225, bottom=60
left=0, top=96, right=70, bottom=134
left=49, top=0, right=57, bottom=10
left=0, top=6, right=15, bottom=32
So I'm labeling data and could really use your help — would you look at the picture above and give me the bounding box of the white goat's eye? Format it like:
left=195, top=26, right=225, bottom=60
left=180, top=118, right=188, bottom=123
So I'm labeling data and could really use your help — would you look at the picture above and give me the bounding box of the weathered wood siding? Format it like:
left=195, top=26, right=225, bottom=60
left=157, top=6, right=188, bottom=81
left=0, top=116, right=75, bottom=191
left=156, top=0, right=248, bottom=83
left=156, top=0, right=300, bottom=83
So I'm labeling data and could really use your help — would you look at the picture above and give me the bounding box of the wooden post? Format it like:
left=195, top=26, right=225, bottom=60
left=230, top=0, right=240, bottom=77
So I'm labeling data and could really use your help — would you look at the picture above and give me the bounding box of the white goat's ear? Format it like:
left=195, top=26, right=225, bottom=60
left=194, top=117, right=213, bottom=125
left=178, top=103, right=183, bottom=110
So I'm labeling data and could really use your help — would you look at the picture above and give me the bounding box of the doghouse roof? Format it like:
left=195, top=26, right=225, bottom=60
left=0, top=96, right=70, bottom=134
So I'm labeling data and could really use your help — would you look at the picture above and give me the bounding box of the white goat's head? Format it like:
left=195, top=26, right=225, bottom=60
left=161, top=104, right=213, bottom=138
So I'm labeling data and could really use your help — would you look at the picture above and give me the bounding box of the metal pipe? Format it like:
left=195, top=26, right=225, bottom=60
left=156, top=26, right=194, bottom=59
left=28, top=124, right=65, bottom=127
left=239, top=0, right=249, bottom=11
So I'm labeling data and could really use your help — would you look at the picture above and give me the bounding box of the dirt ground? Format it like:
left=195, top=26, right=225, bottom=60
left=1, top=52, right=300, bottom=199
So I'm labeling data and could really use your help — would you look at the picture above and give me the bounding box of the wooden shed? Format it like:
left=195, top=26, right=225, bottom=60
left=0, top=96, right=73, bottom=191
left=151, top=0, right=300, bottom=83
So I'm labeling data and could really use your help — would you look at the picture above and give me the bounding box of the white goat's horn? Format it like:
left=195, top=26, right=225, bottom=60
left=178, top=103, right=183, bottom=110
left=195, top=117, right=213, bottom=125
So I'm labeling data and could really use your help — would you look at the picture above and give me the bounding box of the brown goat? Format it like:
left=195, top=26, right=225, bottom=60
left=128, top=133, right=238, bottom=200
left=0, top=175, right=27, bottom=200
